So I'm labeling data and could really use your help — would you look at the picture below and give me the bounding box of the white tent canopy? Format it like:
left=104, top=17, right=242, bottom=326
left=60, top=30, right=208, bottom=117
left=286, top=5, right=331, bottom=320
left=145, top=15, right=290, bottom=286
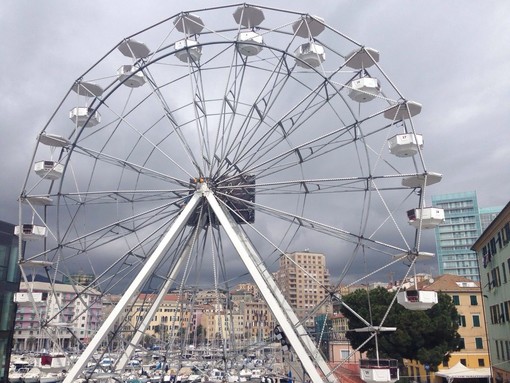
left=436, top=362, right=491, bottom=382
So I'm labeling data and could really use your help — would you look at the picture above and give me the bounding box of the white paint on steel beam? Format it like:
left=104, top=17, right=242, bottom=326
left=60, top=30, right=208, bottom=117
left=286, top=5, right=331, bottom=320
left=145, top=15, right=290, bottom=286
left=204, top=188, right=338, bottom=383
left=115, top=219, right=205, bottom=372
left=63, top=192, right=202, bottom=383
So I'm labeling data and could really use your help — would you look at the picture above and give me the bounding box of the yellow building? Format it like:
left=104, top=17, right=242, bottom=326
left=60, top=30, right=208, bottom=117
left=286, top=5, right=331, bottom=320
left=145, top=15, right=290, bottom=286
left=201, top=310, right=245, bottom=344
left=405, top=274, right=490, bottom=382
left=240, top=300, right=275, bottom=343
left=127, top=293, right=193, bottom=342
left=127, top=289, right=276, bottom=348
left=234, top=282, right=262, bottom=299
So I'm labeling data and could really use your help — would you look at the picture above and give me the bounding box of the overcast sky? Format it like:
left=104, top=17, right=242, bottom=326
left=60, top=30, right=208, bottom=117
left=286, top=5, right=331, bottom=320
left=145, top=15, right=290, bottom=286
left=1, top=1, right=509, bottom=287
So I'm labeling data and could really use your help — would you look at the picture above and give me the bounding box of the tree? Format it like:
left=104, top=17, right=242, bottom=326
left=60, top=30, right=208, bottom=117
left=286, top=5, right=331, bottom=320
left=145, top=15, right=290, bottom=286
left=339, top=287, right=461, bottom=371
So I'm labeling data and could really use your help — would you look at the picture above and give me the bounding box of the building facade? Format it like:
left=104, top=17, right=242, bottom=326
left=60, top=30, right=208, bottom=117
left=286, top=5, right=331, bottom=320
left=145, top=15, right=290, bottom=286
left=405, top=274, right=490, bottom=383
left=235, top=298, right=275, bottom=344
left=0, top=220, right=22, bottom=383
left=274, top=251, right=331, bottom=321
left=12, top=281, right=102, bottom=352
left=432, top=191, right=501, bottom=281
left=327, top=312, right=362, bottom=363
left=127, top=289, right=277, bottom=350
left=479, top=206, right=504, bottom=232
left=128, top=293, right=193, bottom=345
left=472, top=201, right=510, bottom=383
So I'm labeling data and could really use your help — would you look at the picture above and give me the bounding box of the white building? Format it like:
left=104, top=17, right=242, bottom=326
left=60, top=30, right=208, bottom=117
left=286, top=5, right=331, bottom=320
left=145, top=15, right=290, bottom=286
left=13, top=281, right=102, bottom=352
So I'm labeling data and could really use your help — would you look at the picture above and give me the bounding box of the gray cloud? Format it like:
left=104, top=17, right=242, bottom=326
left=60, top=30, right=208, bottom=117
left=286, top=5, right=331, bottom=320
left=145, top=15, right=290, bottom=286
left=2, top=1, right=508, bottom=294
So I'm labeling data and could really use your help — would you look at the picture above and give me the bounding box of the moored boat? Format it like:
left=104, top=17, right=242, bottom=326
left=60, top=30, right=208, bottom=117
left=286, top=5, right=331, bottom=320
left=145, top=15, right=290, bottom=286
left=9, top=367, right=41, bottom=383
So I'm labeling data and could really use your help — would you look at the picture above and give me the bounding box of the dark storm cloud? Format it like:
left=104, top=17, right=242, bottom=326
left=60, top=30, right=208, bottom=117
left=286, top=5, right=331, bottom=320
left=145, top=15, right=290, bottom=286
left=2, top=1, right=509, bottom=289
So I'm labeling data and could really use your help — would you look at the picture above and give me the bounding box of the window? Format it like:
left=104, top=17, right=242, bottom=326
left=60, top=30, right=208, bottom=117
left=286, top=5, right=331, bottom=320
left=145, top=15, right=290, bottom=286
left=503, top=223, right=510, bottom=245
left=491, top=304, right=502, bottom=324
left=452, top=295, right=460, bottom=305
left=459, top=315, right=466, bottom=327
left=490, top=238, right=497, bottom=255
left=458, top=338, right=465, bottom=350
left=460, top=358, right=467, bottom=366
left=470, top=295, right=478, bottom=305
left=492, top=268, right=501, bottom=287
left=478, top=359, right=485, bottom=367
left=472, top=315, right=480, bottom=327
left=475, top=337, right=483, bottom=349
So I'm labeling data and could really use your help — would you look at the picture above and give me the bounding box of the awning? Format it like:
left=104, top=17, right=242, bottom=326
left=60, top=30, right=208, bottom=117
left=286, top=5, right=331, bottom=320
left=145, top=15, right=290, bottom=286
left=436, top=362, right=491, bottom=382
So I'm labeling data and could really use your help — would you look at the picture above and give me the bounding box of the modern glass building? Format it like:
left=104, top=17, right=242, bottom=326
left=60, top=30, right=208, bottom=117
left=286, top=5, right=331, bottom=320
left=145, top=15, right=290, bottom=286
left=0, top=220, right=22, bottom=383
left=432, top=191, right=502, bottom=281
left=480, top=206, right=504, bottom=232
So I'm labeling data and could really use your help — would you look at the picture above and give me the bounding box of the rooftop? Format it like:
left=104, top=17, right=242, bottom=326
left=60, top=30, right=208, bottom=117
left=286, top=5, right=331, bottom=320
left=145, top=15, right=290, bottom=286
left=417, top=274, right=480, bottom=292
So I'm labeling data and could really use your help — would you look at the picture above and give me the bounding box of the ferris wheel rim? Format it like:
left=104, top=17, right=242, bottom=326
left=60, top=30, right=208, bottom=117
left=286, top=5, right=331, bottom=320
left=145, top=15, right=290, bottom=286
left=16, top=5, right=439, bottom=383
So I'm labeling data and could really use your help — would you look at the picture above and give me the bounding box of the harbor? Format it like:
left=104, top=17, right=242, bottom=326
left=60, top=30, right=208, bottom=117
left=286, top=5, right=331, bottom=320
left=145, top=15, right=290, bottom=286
left=2, top=2, right=505, bottom=383
left=8, top=344, right=303, bottom=383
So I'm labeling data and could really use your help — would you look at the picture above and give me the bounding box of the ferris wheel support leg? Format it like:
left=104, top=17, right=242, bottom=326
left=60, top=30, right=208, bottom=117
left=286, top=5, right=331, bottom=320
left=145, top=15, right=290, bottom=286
left=116, top=220, right=204, bottom=372
left=205, top=189, right=338, bottom=383
left=63, top=192, right=202, bottom=383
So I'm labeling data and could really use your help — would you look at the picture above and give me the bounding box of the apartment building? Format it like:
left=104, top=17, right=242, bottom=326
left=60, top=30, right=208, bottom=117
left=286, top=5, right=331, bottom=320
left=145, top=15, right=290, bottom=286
left=274, top=250, right=331, bottom=321
left=127, top=293, right=193, bottom=342
left=13, top=281, right=102, bottom=351
left=405, top=274, right=490, bottom=383
left=327, top=312, right=357, bottom=363
left=432, top=191, right=502, bottom=281
left=234, top=297, right=275, bottom=343
left=472, top=201, right=510, bottom=383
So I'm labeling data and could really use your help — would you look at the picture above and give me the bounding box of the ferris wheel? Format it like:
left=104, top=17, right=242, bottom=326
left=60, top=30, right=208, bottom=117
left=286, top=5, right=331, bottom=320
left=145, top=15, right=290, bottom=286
left=17, top=4, right=443, bottom=383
